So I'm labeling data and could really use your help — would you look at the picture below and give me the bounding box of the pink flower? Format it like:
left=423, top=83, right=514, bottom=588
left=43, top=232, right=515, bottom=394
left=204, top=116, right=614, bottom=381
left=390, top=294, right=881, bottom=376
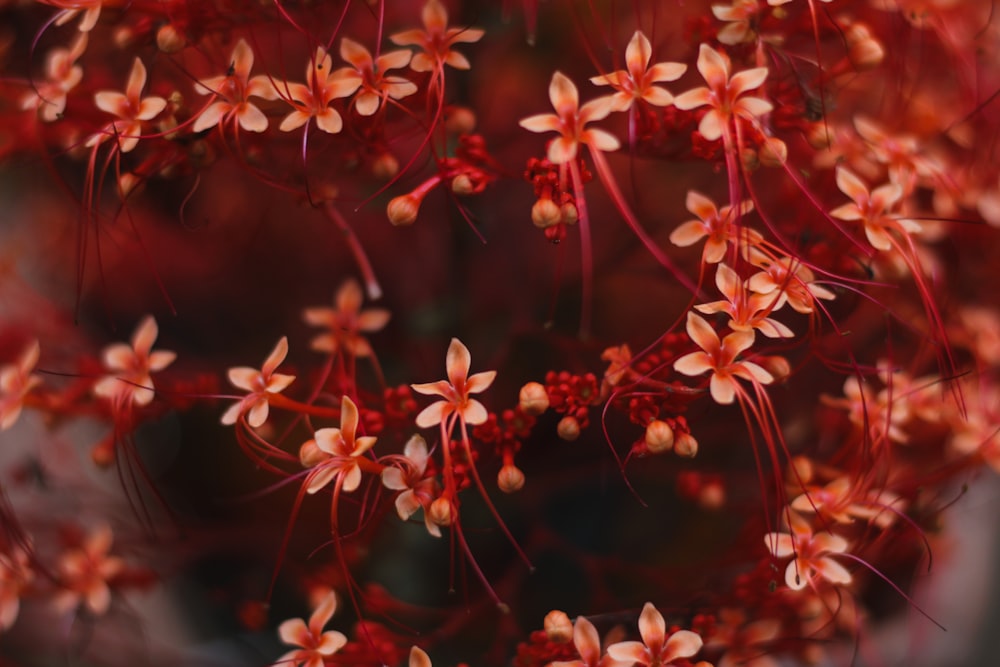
left=299, top=395, right=377, bottom=494
left=193, top=38, right=278, bottom=133
left=54, top=524, right=125, bottom=616
left=275, top=46, right=360, bottom=134
left=694, top=263, right=794, bottom=339
left=20, top=33, right=87, bottom=122
left=519, top=71, right=620, bottom=163
left=93, top=316, right=176, bottom=407
left=1, top=340, right=42, bottom=430
left=381, top=435, right=441, bottom=536
left=673, top=43, right=772, bottom=141
left=765, top=517, right=852, bottom=591
left=606, top=602, right=704, bottom=666
left=412, top=338, right=496, bottom=428
left=550, top=615, right=629, bottom=667
left=87, top=58, right=167, bottom=153
left=829, top=166, right=918, bottom=252
left=673, top=312, right=774, bottom=405
left=221, top=337, right=295, bottom=427
left=302, top=278, right=390, bottom=356
left=669, top=190, right=758, bottom=264
left=589, top=31, right=686, bottom=111
left=333, top=38, right=417, bottom=116
left=389, top=0, right=485, bottom=72
left=276, top=591, right=347, bottom=667
left=0, top=545, right=33, bottom=631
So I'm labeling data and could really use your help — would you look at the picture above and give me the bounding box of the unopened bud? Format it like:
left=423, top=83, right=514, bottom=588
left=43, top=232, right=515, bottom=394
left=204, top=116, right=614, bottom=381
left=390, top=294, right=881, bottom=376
left=759, top=136, right=787, bottom=167
left=451, top=173, right=474, bottom=195
left=91, top=438, right=116, bottom=468
left=519, top=382, right=550, bottom=415
left=674, top=431, right=698, bottom=458
left=531, top=198, right=561, bottom=228
left=760, top=355, right=791, bottom=381
left=387, top=194, right=420, bottom=226
left=497, top=464, right=525, bottom=493
left=644, top=419, right=675, bottom=454
left=846, top=24, right=884, bottom=69
left=156, top=24, right=186, bottom=53
left=543, top=610, right=573, bottom=643
left=299, top=439, right=326, bottom=468
left=557, top=416, right=580, bottom=441
left=444, top=106, right=477, bottom=134
left=699, top=480, right=726, bottom=510
left=560, top=202, right=578, bottom=225
left=371, top=153, right=399, bottom=180
left=428, top=497, right=454, bottom=527
left=788, top=456, right=814, bottom=485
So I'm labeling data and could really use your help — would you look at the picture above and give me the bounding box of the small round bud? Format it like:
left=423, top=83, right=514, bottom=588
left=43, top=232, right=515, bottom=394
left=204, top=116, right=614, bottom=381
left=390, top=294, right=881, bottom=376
left=846, top=24, right=884, bottom=69
left=497, top=465, right=525, bottom=493
left=674, top=431, right=698, bottom=458
left=759, top=137, right=787, bottom=167
left=299, top=439, right=326, bottom=468
left=543, top=610, right=573, bottom=643
left=428, top=497, right=454, bottom=527
left=519, top=382, right=550, bottom=415
left=557, top=416, right=580, bottom=442
left=451, top=173, right=474, bottom=195
left=91, top=439, right=116, bottom=468
left=387, top=195, right=420, bottom=226
left=644, top=419, right=675, bottom=454
left=445, top=106, right=477, bottom=134
left=371, top=152, right=399, bottom=180
left=156, top=24, right=186, bottom=53
left=560, top=202, right=578, bottom=225
left=531, top=198, right=561, bottom=228
left=699, top=480, right=726, bottom=510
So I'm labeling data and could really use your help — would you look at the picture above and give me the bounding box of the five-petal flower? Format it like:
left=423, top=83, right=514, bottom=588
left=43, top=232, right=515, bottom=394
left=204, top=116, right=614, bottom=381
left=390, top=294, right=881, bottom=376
left=299, top=395, right=377, bottom=495
left=1, top=341, right=42, bottom=430
left=221, top=337, right=296, bottom=427
left=275, top=591, right=348, bottom=667
left=302, top=278, right=390, bottom=356
left=389, top=0, right=485, bottom=72
left=193, top=38, right=278, bottom=133
left=93, top=316, right=176, bottom=407
left=333, top=38, right=417, bottom=116
left=412, top=338, right=495, bottom=428
left=519, top=71, right=620, bottom=163
left=276, top=46, right=360, bottom=134
left=87, top=58, right=167, bottom=153
left=590, top=31, right=686, bottom=112
left=606, top=602, right=704, bottom=666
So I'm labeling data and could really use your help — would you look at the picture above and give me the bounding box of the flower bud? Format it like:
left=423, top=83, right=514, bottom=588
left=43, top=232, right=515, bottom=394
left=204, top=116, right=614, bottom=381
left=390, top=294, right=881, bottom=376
left=497, top=464, right=525, bottom=493
left=531, top=198, right=561, bottom=228
left=519, top=381, right=549, bottom=415
left=451, top=173, right=474, bottom=195
left=91, top=438, right=116, bottom=468
left=557, top=416, right=580, bottom=441
left=644, top=419, right=675, bottom=454
left=387, top=194, right=420, bottom=226
left=560, top=201, right=578, bottom=225
left=699, top=480, right=726, bottom=510
left=299, top=439, right=326, bottom=468
left=428, top=497, right=454, bottom=527
left=445, top=106, right=477, bottom=134
left=156, top=24, right=186, bottom=53
left=674, top=431, right=698, bottom=458
left=759, top=136, right=787, bottom=167
left=846, top=23, right=884, bottom=69
left=543, top=610, right=573, bottom=643
left=371, top=152, right=399, bottom=180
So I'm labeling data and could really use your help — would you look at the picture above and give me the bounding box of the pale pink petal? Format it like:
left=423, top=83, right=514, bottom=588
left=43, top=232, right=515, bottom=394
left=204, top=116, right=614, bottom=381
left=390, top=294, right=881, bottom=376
left=829, top=203, right=862, bottom=221
left=685, top=312, right=720, bottom=354
left=735, top=96, right=773, bottom=120
left=340, top=395, right=359, bottom=443
left=280, top=110, right=311, bottom=132
left=79, top=6, right=101, bottom=32
left=410, top=53, right=437, bottom=72
left=710, top=373, right=738, bottom=404
left=316, top=630, right=347, bottom=655
left=648, top=61, right=687, bottom=82
left=377, top=50, right=413, bottom=72
left=673, top=351, right=712, bottom=377
left=729, top=67, right=769, bottom=96
left=279, top=618, right=311, bottom=647
left=812, top=532, right=848, bottom=554
left=662, top=629, right=703, bottom=662
left=124, top=58, right=148, bottom=103
left=220, top=400, right=244, bottom=425
left=580, top=96, right=616, bottom=123
left=672, top=87, right=713, bottom=110
left=394, top=490, right=421, bottom=519
left=357, top=309, right=391, bottom=332
left=714, top=264, right=741, bottom=301
left=315, top=428, right=346, bottom=456
left=450, top=27, right=485, bottom=44
left=415, top=401, right=450, bottom=428
left=637, top=602, right=665, bottom=653
left=340, top=38, right=372, bottom=69
left=341, top=465, right=362, bottom=493
left=641, top=87, right=674, bottom=106
left=306, top=466, right=338, bottom=495
left=192, top=102, right=229, bottom=133
left=354, top=91, right=381, bottom=116
left=835, top=167, right=869, bottom=204
left=816, top=557, right=852, bottom=585
left=389, top=29, right=425, bottom=47
left=461, top=399, right=488, bottom=425
left=237, top=103, right=269, bottom=132
left=315, top=109, right=343, bottom=134
left=102, top=343, right=134, bottom=372
left=86, top=585, right=111, bottom=615
left=584, top=128, right=621, bottom=152
left=231, top=39, right=255, bottom=80
left=519, top=113, right=561, bottom=133
left=606, top=640, right=648, bottom=662
left=864, top=224, right=895, bottom=251
left=136, top=97, right=167, bottom=120
left=247, top=399, right=269, bottom=428
left=548, top=136, right=578, bottom=164
left=573, top=616, right=602, bottom=665
left=785, top=561, right=808, bottom=590
left=445, top=338, right=472, bottom=388
left=590, top=71, right=624, bottom=87
left=698, top=109, right=724, bottom=141
left=670, top=220, right=707, bottom=247
left=411, top=380, right=451, bottom=397
left=386, top=79, right=418, bottom=100
left=95, top=91, right=128, bottom=116
left=765, top=532, right=795, bottom=557
left=548, top=71, right=579, bottom=115
left=696, top=43, right=730, bottom=88
left=247, top=75, right=279, bottom=100
left=409, top=646, right=432, bottom=667
left=625, top=31, right=652, bottom=71
left=262, top=337, right=289, bottom=377
left=466, top=370, right=496, bottom=394
left=227, top=367, right=260, bottom=392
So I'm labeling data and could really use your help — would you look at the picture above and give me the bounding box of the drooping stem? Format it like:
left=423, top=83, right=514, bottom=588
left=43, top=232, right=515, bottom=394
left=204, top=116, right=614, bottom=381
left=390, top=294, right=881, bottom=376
left=324, top=202, right=382, bottom=300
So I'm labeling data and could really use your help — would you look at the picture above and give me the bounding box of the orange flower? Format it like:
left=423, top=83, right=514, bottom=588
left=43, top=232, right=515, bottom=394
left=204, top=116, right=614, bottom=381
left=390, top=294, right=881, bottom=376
left=519, top=71, right=619, bottom=163
left=765, top=515, right=852, bottom=591
left=276, top=46, right=360, bottom=134
left=54, top=524, right=125, bottom=616
left=829, top=166, right=918, bottom=252
left=606, top=603, right=704, bottom=666
left=673, top=43, right=772, bottom=141
left=694, top=263, right=794, bottom=338
left=1, top=341, right=42, bottom=430
left=299, top=395, right=377, bottom=494
left=333, top=38, right=417, bottom=116
left=589, top=30, right=686, bottom=111
left=275, top=591, right=347, bottom=667
left=20, top=33, right=87, bottom=122
left=669, top=190, right=758, bottom=264
left=87, top=58, right=167, bottom=153
left=302, top=278, right=390, bottom=356
left=93, top=316, right=176, bottom=407
left=389, top=0, right=484, bottom=72
left=673, top=312, right=774, bottom=405
left=412, top=338, right=495, bottom=427
left=193, top=38, right=278, bottom=133
left=221, top=337, right=295, bottom=427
